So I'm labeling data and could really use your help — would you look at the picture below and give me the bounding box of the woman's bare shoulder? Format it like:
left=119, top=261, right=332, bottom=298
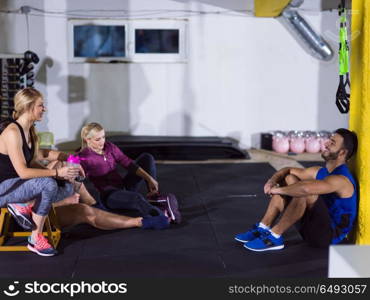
left=1, top=125, right=23, bottom=150
left=1, top=123, right=21, bottom=137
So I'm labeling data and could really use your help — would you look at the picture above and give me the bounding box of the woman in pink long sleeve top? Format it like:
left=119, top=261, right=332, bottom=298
left=79, top=123, right=165, bottom=218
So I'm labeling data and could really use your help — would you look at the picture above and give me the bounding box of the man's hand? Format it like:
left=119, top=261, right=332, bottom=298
left=264, top=179, right=277, bottom=195
left=46, top=160, right=63, bottom=170
left=269, top=186, right=282, bottom=195
left=78, top=164, right=86, bottom=178
left=53, top=193, right=80, bottom=207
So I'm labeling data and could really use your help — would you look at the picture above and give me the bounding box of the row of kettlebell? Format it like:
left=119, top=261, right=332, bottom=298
left=272, top=130, right=332, bottom=154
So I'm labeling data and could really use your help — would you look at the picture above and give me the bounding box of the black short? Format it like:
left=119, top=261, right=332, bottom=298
left=295, top=196, right=333, bottom=248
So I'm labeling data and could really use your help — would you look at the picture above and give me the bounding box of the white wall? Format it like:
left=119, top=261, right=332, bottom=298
left=0, top=0, right=349, bottom=149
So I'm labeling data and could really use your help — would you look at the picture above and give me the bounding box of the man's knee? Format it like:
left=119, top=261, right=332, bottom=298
left=305, top=195, right=319, bottom=208
left=290, top=195, right=318, bottom=208
left=80, top=204, right=97, bottom=225
left=285, top=174, right=300, bottom=185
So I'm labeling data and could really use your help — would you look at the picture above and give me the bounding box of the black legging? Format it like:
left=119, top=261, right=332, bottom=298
left=102, top=153, right=162, bottom=217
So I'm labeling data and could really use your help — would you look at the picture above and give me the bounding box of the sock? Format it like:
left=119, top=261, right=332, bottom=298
left=258, top=222, right=270, bottom=230
left=28, top=235, right=36, bottom=244
left=269, top=230, right=281, bottom=239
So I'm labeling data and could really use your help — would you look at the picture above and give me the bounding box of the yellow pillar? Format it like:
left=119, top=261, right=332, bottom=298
left=254, top=0, right=291, bottom=17
left=350, top=0, right=370, bottom=244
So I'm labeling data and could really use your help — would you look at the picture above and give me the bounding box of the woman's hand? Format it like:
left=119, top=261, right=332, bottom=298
left=57, top=165, right=79, bottom=180
left=147, top=177, right=159, bottom=196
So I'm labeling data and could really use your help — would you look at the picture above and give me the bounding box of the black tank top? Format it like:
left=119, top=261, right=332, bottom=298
left=0, top=121, right=35, bottom=183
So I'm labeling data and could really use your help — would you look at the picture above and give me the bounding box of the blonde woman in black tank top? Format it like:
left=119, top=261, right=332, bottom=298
left=0, top=88, right=80, bottom=256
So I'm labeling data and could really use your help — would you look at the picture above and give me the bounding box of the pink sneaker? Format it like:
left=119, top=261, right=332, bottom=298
left=7, top=203, right=35, bottom=230
left=27, top=234, right=57, bottom=256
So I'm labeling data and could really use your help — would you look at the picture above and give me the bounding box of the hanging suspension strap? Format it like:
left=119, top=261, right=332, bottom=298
left=336, top=0, right=350, bottom=114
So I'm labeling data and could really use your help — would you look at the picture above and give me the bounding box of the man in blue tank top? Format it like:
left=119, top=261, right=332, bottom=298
left=235, top=128, right=358, bottom=252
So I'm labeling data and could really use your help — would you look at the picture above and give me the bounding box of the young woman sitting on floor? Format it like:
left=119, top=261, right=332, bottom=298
left=0, top=88, right=169, bottom=258
left=77, top=122, right=180, bottom=222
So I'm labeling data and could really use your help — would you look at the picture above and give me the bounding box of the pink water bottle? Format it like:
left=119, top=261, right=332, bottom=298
left=67, top=154, right=84, bottom=182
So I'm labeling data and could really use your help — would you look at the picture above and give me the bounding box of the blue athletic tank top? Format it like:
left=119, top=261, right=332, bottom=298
left=316, top=164, right=357, bottom=244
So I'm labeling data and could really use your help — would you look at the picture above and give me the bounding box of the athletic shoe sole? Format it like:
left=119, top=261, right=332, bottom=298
left=243, top=244, right=284, bottom=252
left=165, top=195, right=181, bottom=224
left=27, top=244, right=57, bottom=257
left=7, top=204, right=35, bottom=230
left=235, top=237, right=249, bottom=243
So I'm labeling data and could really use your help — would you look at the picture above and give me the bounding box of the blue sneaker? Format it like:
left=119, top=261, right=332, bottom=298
left=142, top=215, right=170, bottom=230
left=244, top=231, right=284, bottom=252
left=234, top=223, right=268, bottom=243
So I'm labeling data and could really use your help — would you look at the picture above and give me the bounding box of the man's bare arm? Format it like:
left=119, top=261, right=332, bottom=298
left=268, top=166, right=321, bottom=184
left=38, top=149, right=69, bottom=162
left=270, top=175, right=352, bottom=198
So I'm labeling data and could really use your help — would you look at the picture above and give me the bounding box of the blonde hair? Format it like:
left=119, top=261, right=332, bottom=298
left=81, top=122, right=104, bottom=149
left=12, top=88, right=42, bottom=159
